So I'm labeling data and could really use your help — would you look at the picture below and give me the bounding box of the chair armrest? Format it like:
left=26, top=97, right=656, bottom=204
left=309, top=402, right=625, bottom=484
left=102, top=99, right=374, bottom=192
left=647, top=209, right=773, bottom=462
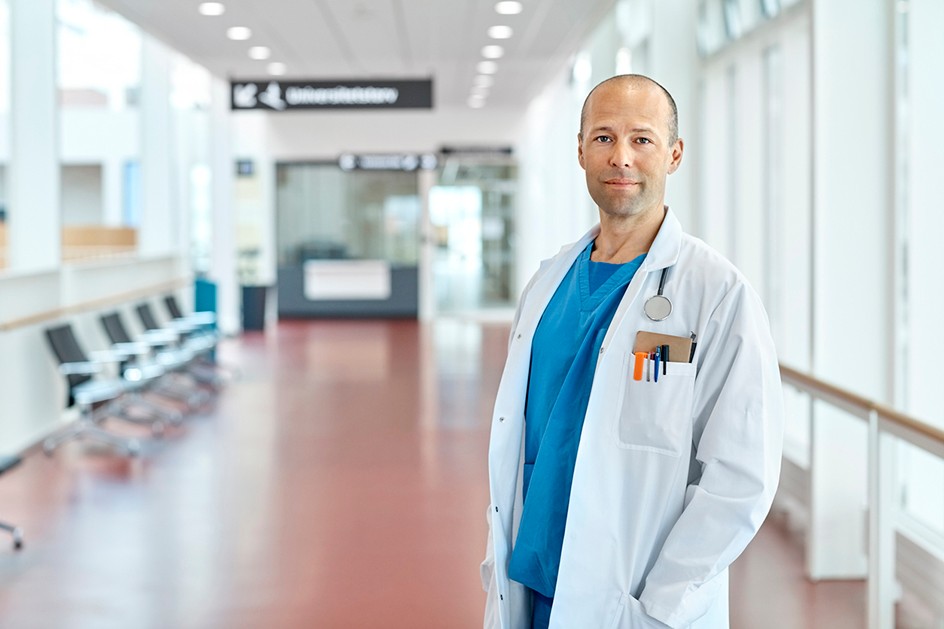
left=59, top=361, right=102, bottom=376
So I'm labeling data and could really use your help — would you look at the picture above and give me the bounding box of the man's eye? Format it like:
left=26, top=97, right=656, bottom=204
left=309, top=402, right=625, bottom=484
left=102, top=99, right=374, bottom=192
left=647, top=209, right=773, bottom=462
left=595, top=136, right=612, bottom=143
left=636, top=137, right=652, bottom=144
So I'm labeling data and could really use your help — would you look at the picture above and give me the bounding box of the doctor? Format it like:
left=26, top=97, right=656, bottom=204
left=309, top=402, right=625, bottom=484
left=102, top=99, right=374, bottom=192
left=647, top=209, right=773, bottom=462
left=481, top=74, right=783, bottom=629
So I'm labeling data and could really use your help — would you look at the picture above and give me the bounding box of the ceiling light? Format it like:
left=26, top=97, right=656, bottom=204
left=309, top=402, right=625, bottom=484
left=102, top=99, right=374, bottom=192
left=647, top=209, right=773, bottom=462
left=473, top=75, right=494, bottom=88
left=471, top=85, right=490, bottom=98
left=495, top=1, right=523, bottom=15
left=482, top=45, right=505, bottom=59
left=198, top=2, right=225, bottom=16
left=477, top=60, right=498, bottom=74
left=249, top=46, right=271, bottom=60
left=488, top=25, right=514, bottom=39
left=267, top=62, right=287, bottom=76
left=227, top=26, right=252, bottom=41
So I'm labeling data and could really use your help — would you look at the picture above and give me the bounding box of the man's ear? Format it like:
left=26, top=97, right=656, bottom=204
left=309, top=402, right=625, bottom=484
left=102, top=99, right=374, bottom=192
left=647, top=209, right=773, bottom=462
left=577, top=134, right=586, bottom=169
left=667, top=138, right=684, bottom=174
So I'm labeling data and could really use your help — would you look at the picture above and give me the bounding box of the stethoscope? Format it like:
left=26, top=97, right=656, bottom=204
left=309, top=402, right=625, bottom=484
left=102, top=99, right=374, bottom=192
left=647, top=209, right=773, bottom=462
left=644, top=267, right=672, bottom=321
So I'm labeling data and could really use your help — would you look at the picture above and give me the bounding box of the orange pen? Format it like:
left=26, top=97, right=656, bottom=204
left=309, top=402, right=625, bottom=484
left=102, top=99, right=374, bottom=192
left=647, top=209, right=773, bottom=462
left=633, top=351, right=647, bottom=381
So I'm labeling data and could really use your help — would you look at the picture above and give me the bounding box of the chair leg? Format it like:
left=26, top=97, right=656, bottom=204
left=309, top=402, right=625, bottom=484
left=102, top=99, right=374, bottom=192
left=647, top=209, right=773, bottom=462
left=0, top=521, right=24, bottom=550
left=43, top=408, right=142, bottom=457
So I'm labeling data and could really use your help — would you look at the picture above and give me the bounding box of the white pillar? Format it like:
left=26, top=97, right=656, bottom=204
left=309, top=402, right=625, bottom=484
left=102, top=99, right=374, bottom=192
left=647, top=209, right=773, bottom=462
left=8, top=0, right=58, bottom=271
left=139, top=37, right=175, bottom=255
left=210, top=77, right=238, bottom=334
left=807, top=0, right=893, bottom=580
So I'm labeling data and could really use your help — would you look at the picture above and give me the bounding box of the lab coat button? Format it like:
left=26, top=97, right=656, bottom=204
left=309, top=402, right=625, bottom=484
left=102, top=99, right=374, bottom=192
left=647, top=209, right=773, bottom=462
left=498, top=416, right=504, bottom=422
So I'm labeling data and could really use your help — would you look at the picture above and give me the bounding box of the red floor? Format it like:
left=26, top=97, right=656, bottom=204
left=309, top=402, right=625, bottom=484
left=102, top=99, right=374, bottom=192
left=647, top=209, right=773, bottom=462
left=0, top=319, right=870, bottom=628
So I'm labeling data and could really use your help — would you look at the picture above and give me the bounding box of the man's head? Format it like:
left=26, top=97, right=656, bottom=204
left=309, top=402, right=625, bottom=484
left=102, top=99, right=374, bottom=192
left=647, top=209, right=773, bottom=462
left=577, top=74, right=683, bottom=222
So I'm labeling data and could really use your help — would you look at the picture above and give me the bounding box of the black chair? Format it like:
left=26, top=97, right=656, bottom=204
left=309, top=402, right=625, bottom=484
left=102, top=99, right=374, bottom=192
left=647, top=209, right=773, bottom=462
left=0, top=454, right=24, bottom=550
left=100, top=311, right=208, bottom=408
left=139, top=301, right=223, bottom=387
left=43, top=323, right=170, bottom=456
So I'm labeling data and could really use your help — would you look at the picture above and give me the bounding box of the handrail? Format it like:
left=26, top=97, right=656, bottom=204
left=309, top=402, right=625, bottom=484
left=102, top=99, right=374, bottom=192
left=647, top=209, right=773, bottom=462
left=0, top=277, right=189, bottom=332
left=779, top=364, right=944, bottom=446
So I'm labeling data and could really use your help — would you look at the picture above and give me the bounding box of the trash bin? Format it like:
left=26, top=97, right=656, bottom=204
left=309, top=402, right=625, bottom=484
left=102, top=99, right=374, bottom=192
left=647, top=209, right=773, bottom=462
left=241, top=285, right=268, bottom=331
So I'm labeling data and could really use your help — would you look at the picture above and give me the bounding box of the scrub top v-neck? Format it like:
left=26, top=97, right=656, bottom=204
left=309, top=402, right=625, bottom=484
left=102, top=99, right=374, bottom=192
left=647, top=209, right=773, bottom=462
left=508, top=241, right=646, bottom=600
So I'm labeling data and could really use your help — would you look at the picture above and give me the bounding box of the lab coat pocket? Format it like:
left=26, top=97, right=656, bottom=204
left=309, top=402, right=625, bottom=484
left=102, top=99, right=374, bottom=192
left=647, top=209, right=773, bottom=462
left=616, top=355, right=696, bottom=456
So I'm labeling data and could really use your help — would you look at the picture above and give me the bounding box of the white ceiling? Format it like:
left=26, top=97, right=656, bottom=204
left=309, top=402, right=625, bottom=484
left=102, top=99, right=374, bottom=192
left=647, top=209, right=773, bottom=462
left=95, top=0, right=616, bottom=110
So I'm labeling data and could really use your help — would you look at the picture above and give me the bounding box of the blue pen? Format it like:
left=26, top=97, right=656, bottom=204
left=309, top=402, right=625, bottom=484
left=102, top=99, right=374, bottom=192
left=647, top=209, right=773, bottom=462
left=653, top=347, right=661, bottom=383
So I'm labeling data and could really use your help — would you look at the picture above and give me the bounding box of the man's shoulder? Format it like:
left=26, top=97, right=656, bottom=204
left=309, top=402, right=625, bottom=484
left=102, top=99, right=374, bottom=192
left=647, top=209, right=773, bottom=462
left=677, top=233, right=760, bottom=304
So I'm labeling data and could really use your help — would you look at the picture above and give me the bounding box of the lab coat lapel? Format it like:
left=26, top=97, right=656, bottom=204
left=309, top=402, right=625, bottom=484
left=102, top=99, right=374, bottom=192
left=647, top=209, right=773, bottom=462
left=514, top=227, right=599, bottom=342
left=601, top=208, right=683, bottom=350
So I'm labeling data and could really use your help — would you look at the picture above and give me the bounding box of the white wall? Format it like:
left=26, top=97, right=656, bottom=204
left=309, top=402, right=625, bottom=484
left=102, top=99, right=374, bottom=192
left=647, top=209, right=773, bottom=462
left=60, top=164, right=103, bottom=225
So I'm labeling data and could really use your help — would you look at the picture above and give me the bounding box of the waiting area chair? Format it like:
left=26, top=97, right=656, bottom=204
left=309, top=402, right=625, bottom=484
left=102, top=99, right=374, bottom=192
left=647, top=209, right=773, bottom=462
left=100, top=311, right=210, bottom=409
left=43, top=323, right=175, bottom=456
left=138, top=301, right=225, bottom=387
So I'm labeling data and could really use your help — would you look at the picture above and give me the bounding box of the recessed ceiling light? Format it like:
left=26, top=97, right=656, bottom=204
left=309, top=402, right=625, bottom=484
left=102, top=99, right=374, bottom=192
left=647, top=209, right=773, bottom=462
left=477, top=61, right=498, bottom=74
left=488, top=25, right=514, bottom=39
left=227, top=26, right=252, bottom=41
left=495, top=1, right=523, bottom=15
left=482, top=45, right=504, bottom=59
left=198, top=2, right=225, bottom=16
left=249, top=46, right=271, bottom=60
left=473, top=75, right=494, bottom=88
left=267, top=62, right=287, bottom=76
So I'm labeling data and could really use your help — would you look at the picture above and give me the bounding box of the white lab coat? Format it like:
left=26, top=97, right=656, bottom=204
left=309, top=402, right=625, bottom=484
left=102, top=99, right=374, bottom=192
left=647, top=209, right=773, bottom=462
left=481, top=209, right=783, bottom=629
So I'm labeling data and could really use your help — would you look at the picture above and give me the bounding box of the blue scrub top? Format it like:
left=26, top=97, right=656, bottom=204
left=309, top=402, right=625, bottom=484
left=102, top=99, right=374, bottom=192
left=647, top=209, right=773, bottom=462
left=508, top=241, right=645, bottom=599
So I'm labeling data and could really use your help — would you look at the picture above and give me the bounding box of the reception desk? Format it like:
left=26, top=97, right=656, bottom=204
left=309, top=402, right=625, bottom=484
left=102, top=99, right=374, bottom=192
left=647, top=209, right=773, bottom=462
left=277, top=260, right=418, bottom=318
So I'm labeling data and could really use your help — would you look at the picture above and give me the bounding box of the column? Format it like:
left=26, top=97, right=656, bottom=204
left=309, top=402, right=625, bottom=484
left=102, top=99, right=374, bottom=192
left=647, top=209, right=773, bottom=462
left=8, top=0, right=59, bottom=271
left=807, top=0, right=893, bottom=580
left=139, top=36, right=175, bottom=255
left=210, top=76, right=238, bottom=333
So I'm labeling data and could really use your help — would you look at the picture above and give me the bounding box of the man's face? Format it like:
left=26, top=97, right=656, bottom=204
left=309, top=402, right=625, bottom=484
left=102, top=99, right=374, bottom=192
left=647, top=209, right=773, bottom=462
left=577, top=82, right=683, bottom=222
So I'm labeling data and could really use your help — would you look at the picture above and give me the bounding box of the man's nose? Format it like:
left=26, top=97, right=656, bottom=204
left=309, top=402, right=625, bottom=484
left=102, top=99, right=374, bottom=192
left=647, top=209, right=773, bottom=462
left=608, top=140, right=633, bottom=167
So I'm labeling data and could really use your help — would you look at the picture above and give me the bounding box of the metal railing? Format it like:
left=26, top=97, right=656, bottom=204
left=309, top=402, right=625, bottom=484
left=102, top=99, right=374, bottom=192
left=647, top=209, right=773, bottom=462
left=779, top=364, right=944, bottom=629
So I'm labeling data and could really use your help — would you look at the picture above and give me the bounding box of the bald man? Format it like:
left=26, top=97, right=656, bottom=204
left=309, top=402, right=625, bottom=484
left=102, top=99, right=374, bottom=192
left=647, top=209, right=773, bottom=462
left=481, top=75, right=783, bottom=629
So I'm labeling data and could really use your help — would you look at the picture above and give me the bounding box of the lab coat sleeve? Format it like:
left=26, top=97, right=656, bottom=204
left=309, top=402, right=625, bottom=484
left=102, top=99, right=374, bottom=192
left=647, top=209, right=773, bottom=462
left=637, top=281, right=784, bottom=628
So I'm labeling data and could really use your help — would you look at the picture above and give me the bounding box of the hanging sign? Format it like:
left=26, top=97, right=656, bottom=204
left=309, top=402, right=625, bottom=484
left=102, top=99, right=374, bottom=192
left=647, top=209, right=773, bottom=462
left=231, top=79, right=433, bottom=111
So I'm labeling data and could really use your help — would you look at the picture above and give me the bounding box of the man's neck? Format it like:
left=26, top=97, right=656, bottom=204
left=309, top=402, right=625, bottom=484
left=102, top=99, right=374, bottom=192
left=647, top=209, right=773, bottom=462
left=591, top=206, right=666, bottom=264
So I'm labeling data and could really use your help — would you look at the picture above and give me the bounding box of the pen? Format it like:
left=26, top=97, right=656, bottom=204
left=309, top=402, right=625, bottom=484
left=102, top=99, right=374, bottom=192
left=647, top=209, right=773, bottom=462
left=646, top=352, right=651, bottom=381
left=653, top=347, right=660, bottom=383
left=689, top=332, right=697, bottom=363
left=633, top=352, right=646, bottom=381
left=662, top=344, right=669, bottom=375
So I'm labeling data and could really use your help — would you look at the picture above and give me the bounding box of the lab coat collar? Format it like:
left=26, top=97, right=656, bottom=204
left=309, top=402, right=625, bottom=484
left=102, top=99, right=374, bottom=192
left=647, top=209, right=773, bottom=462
left=573, top=206, right=682, bottom=271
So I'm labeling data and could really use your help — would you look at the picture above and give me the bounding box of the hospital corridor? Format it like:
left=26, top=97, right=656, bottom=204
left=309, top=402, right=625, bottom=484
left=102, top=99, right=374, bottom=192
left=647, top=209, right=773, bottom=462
left=2, top=0, right=944, bottom=627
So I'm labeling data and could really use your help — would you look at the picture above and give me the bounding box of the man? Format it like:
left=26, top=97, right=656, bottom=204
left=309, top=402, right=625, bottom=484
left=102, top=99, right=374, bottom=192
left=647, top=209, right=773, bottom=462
left=480, top=74, right=783, bottom=629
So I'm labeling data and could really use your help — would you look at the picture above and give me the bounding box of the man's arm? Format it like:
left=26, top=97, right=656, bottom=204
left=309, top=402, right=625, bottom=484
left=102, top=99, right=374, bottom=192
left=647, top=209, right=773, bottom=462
left=638, top=281, right=784, bottom=627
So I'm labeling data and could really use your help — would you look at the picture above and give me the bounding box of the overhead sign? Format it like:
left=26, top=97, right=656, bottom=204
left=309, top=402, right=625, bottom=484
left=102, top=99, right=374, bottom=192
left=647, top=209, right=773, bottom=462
left=231, top=79, right=433, bottom=111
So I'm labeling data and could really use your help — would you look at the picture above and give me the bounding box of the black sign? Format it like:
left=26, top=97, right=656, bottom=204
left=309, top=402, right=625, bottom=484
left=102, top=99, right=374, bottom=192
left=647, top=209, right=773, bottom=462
left=231, top=79, right=433, bottom=111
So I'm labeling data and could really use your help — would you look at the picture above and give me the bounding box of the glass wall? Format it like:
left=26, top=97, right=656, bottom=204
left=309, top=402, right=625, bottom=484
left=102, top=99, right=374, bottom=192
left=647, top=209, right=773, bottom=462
left=276, top=164, right=420, bottom=267
left=57, top=0, right=142, bottom=261
left=430, top=158, right=516, bottom=313
left=897, top=0, right=944, bottom=537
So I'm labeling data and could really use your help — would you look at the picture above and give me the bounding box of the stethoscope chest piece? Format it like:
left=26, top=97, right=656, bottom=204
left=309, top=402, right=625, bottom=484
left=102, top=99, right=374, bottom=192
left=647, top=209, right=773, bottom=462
left=644, top=294, right=672, bottom=321
left=644, top=266, right=673, bottom=321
